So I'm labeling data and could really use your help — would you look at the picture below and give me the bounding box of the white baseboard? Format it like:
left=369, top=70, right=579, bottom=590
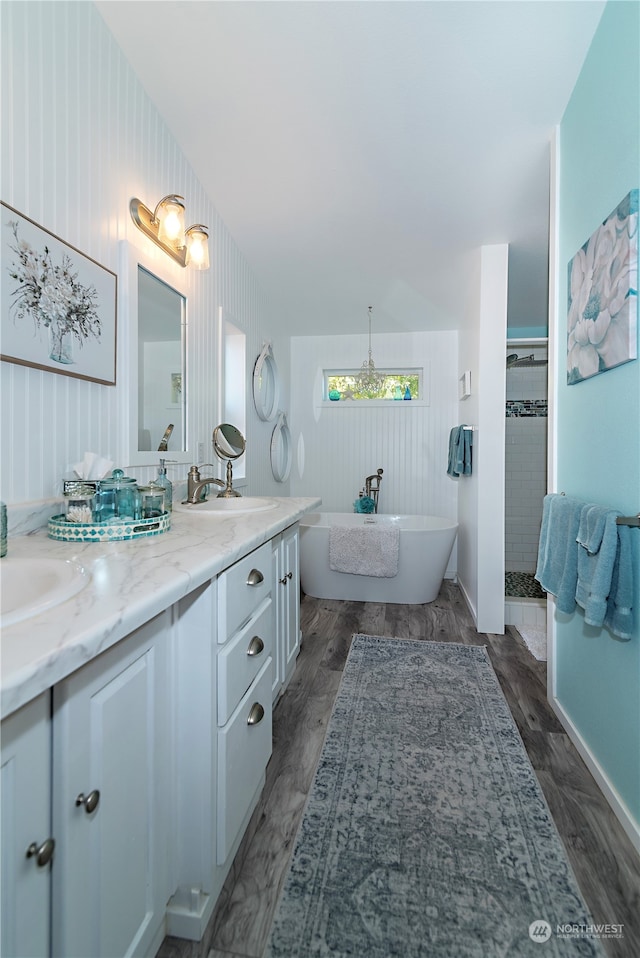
left=457, top=576, right=478, bottom=630
left=550, top=694, right=640, bottom=855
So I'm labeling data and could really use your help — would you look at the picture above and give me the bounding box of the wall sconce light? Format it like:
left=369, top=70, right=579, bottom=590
left=130, top=194, right=210, bottom=270
left=184, top=225, right=210, bottom=270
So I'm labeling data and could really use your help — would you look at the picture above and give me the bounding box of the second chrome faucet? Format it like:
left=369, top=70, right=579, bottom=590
left=183, top=464, right=240, bottom=504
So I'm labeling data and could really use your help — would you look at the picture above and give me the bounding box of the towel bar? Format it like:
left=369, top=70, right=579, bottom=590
left=557, top=493, right=638, bottom=527
left=616, top=514, right=640, bottom=527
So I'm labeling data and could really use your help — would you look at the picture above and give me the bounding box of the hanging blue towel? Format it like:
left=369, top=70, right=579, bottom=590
left=576, top=503, right=610, bottom=554
left=535, top=494, right=582, bottom=613
left=576, top=505, right=634, bottom=638
left=604, top=524, right=634, bottom=640
left=576, top=505, right=618, bottom=624
left=446, top=426, right=472, bottom=477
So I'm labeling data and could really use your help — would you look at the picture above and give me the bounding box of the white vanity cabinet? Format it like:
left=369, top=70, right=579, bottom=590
left=1, top=692, right=52, bottom=958
left=1, top=505, right=314, bottom=957
left=51, top=610, right=172, bottom=958
left=216, top=540, right=274, bottom=866
left=272, top=524, right=301, bottom=701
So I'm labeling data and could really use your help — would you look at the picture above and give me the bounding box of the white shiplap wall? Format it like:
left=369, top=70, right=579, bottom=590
left=289, top=331, right=459, bottom=534
left=1, top=0, right=284, bottom=504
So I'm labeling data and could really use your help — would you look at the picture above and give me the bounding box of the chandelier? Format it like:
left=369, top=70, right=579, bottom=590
left=355, top=306, right=385, bottom=396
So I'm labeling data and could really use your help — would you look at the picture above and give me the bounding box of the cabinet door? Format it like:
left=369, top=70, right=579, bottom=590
left=273, top=524, right=301, bottom=700
left=281, top=524, right=301, bottom=683
left=52, top=611, right=172, bottom=958
left=1, top=693, right=52, bottom=958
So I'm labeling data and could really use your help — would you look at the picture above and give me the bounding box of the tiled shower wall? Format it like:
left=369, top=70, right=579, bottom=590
left=505, top=348, right=548, bottom=573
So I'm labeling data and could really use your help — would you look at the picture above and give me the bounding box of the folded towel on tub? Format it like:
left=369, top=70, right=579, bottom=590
left=329, top=523, right=400, bottom=577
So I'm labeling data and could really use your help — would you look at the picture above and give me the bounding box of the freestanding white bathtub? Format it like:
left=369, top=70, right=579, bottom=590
left=299, top=512, right=458, bottom=604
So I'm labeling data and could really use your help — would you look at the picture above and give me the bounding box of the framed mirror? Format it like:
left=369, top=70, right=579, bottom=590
left=253, top=343, right=280, bottom=421
left=270, top=412, right=292, bottom=483
left=120, top=242, right=191, bottom=466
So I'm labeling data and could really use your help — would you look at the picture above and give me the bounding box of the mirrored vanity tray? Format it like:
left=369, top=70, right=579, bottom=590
left=48, top=512, right=171, bottom=543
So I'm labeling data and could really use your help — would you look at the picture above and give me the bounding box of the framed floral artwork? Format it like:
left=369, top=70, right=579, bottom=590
left=567, top=189, right=638, bottom=384
left=1, top=203, right=117, bottom=384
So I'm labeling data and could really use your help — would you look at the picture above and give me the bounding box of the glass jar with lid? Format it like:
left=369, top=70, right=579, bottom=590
left=96, top=469, right=140, bottom=521
left=139, top=482, right=165, bottom=519
left=64, top=484, right=96, bottom=523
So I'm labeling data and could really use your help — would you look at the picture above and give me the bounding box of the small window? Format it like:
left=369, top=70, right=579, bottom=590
left=324, top=369, right=421, bottom=401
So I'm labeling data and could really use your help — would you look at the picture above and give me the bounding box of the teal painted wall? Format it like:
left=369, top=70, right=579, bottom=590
left=557, top=1, right=639, bottom=826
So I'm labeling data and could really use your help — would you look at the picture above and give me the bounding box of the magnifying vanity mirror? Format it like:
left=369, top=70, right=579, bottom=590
left=212, top=423, right=246, bottom=497
left=121, top=241, right=190, bottom=466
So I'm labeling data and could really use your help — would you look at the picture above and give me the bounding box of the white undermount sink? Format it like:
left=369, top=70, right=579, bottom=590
left=174, top=497, right=278, bottom=516
left=0, top=557, right=90, bottom=627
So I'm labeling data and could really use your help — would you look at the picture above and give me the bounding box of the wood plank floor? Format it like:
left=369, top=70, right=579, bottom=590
left=157, top=583, right=640, bottom=958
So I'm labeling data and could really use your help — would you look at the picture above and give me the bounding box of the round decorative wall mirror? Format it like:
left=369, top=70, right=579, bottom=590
left=253, top=343, right=280, bottom=421
left=270, top=412, right=292, bottom=483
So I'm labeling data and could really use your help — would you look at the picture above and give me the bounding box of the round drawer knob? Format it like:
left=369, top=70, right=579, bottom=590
left=76, top=789, right=100, bottom=814
left=26, top=837, right=55, bottom=868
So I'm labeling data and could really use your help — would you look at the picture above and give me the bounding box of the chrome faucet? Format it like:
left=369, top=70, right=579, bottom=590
left=183, top=463, right=241, bottom=503
left=184, top=465, right=226, bottom=504
left=363, top=468, right=383, bottom=512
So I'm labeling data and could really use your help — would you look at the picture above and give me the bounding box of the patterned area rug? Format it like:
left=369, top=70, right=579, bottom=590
left=265, top=636, right=603, bottom=957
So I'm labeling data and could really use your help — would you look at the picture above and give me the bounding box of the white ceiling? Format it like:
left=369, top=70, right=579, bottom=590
left=96, top=0, right=605, bottom=336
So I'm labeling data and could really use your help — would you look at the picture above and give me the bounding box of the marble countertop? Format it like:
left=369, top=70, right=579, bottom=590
left=1, top=497, right=321, bottom=720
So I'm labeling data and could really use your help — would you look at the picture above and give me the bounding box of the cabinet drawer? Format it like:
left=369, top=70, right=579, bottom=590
left=217, top=660, right=272, bottom=864
left=218, top=541, right=272, bottom=642
left=218, top=599, right=274, bottom=726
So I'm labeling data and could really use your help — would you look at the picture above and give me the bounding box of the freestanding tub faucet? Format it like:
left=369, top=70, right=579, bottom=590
left=364, top=468, right=383, bottom=512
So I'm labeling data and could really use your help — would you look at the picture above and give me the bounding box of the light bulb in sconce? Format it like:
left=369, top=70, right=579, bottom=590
left=185, top=225, right=210, bottom=270
left=155, top=195, right=186, bottom=248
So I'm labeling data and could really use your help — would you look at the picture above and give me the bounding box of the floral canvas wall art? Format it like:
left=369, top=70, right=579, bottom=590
left=1, top=203, right=117, bottom=384
left=567, top=189, right=638, bottom=384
